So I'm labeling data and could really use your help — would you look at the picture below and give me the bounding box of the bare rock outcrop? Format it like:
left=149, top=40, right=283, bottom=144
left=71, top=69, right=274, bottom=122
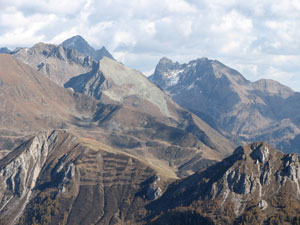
left=0, top=130, right=174, bottom=225
left=148, top=142, right=300, bottom=224
left=0, top=130, right=61, bottom=224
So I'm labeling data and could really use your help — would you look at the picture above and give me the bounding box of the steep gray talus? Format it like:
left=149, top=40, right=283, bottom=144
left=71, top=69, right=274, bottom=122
left=61, top=35, right=114, bottom=61
left=149, top=57, right=300, bottom=153
left=148, top=143, right=300, bottom=224
left=65, top=57, right=174, bottom=117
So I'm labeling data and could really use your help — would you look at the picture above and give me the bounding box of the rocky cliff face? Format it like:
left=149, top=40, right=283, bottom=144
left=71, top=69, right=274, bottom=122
left=149, top=57, right=300, bottom=153
left=0, top=131, right=59, bottom=224
left=148, top=142, right=300, bottom=224
left=0, top=130, right=174, bottom=225
left=3, top=132, right=300, bottom=224
left=11, top=36, right=113, bottom=87
left=12, top=42, right=95, bottom=86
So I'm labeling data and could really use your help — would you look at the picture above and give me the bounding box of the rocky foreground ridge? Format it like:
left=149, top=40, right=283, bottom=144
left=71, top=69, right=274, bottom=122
left=0, top=130, right=174, bottom=225
left=1, top=131, right=300, bottom=224
left=148, top=142, right=300, bottom=224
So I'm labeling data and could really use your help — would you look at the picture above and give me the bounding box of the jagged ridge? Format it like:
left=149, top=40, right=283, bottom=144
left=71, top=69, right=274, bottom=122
left=148, top=142, right=300, bottom=224
left=149, top=57, right=300, bottom=153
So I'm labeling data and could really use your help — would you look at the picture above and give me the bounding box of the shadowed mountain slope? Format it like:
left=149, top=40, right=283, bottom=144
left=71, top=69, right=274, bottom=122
left=149, top=57, right=300, bottom=153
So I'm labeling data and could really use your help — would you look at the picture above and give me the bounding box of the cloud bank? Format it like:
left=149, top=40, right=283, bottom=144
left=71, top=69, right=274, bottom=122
left=0, top=0, right=300, bottom=90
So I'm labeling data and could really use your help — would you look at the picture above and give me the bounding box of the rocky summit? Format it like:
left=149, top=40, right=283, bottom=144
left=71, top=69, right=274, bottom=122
left=62, top=35, right=114, bottom=61
left=149, top=57, right=300, bottom=153
left=11, top=36, right=113, bottom=87
left=148, top=142, right=300, bottom=224
left=12, top=42, right=95, bottom=86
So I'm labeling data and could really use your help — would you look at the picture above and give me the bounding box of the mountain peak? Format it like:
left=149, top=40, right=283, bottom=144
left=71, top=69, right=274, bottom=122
left=192, top=57, right=209, bottom=63
left=71, top=34, right=85, bottom=40
left=31, top=42, right=56, bottom=52
left=62, top=35, right=95, bottom=56
left=149, top=56, right=300, bottom=153
left=233, top=142, right=280, bottom=163
left=62, top=35, right=88, bottom=47
left=158, top=56, right=173, bottom=64
left=149, top=57, right=182, bottom=88
left=96, top=46, right=114, bottom=60
left=61, top=35, right=113, bottom=61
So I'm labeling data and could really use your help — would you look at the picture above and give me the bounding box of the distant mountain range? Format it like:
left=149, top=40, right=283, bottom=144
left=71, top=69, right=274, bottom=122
left=0, top=50, right=234, bottom=177
left=150, top=57, right=300, bottom=153
left=1, top=36, right=300, bottom=224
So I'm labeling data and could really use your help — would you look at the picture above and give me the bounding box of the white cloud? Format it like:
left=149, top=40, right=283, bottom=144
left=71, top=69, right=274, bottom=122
left=144, top=22, right=156, bottom=36
left=211, top=10, right=253, bottom=32
left=113, top=31, right=137, bottom=50
left=165, top=0, right=196, bottom=13
left=0, top=0, right=299, bottom=91
left=0, top=7, right=57, bottom=47
left=1, top=0, right=87, bottom=15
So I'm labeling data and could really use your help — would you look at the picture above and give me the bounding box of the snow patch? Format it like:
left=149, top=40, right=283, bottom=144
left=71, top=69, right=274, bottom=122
left=163, top=69, right=184, bottom=86
left=187, top=83, right=195, bottom=90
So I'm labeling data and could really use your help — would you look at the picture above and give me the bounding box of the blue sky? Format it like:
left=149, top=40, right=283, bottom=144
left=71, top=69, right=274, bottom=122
left=0, top=0, right=300, bottom=91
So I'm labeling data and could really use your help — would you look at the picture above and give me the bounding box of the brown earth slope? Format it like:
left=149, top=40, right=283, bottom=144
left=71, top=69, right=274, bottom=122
left=0, top=53, right=233, bottom=178
left=0, top=53, right=98, bottom=152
